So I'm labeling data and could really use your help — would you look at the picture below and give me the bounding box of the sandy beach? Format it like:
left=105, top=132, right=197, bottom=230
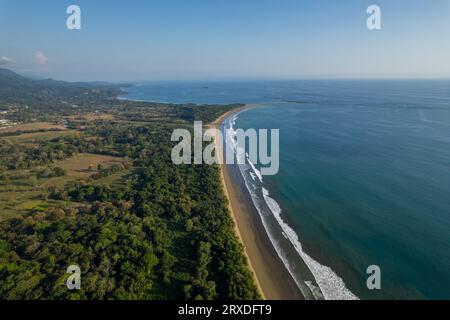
left=210, top=106, right=304, bottom=300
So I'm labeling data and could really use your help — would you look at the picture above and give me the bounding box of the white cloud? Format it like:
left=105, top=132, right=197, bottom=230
left=34, top=51, right=48, bottom=65
left=0, top=56, right=15, bottom=66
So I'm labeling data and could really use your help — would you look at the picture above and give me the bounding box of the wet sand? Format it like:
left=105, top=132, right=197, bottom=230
left=211, top=106, right=304, bottom=300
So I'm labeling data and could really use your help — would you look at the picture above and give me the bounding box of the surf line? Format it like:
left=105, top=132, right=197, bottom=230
left=171, top=120, right=279, bottom=176
left=225, top=113, right=359, bottom=300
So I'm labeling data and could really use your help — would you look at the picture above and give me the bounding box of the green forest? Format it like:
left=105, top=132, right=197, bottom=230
left=0, top=69, right=260, bottom=300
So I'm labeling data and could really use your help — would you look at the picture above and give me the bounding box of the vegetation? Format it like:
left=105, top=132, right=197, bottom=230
left=0, top=69, right=259, bottom=300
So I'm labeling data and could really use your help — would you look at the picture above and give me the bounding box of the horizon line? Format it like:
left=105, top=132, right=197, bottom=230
left=3, top=68, right=450, bottom=84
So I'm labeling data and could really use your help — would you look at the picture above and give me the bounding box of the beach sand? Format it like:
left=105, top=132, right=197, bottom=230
left=210, top=106, right=304, bottom=300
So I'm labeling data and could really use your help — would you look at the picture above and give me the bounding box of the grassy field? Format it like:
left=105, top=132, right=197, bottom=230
left=67, top=113, right=114, bottom=121
left=0, top=153, right=130, bottom=221
left=0, top=117, right=133, bottom=220
left=4, top=130, right=80, bottom=144
left=53, top=153, right=127, bottom=178
left=0, top=121, right=67, bottom=133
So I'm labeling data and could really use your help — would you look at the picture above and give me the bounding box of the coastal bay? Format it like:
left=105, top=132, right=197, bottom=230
left=123, top=79, right=450, bottom=300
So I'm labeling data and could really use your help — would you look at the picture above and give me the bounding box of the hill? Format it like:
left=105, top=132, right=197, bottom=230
left=0, top=68, right=123, bottom=108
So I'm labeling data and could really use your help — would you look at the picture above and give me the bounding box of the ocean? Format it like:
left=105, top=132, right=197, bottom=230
left=123, top=79, right=450, bottom=299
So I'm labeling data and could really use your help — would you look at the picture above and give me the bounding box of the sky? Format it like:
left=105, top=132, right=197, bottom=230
left=1, top=0, right=450, bottom=81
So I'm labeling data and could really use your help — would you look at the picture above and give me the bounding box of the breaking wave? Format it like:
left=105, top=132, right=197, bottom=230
left=223, top=111, right=359, bottom=300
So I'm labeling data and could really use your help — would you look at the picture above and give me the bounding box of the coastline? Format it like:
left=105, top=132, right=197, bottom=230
left=211, top=105, right=304, bottom=300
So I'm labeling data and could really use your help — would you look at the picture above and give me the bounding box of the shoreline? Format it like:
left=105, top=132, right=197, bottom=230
left=211, top=105, right=304, bottom=300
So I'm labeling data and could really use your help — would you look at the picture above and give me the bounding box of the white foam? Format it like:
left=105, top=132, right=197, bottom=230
left=225, top=113, right=263, bottom=183
left=223, top=111, right=359, bottom=300
left=304, top=281, right=324, bottom=300
left=248, top=158, right=263, bottom=183
left=262, top=187, right=359, bottom=300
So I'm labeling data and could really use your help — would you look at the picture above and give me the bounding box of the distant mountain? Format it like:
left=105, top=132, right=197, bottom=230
left=0, top=68, right=33, bottom=88
left=0, top=68, right=124, bottom=107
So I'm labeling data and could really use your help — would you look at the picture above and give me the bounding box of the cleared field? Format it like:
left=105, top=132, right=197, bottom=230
left=67, top=113, right=114, bottom=121
left=0, top=121, right=67, bottom=133
left=0, top=153, right=129, bottom=220
left=54, top=153, right=127, bottom=178
left=4, top=130, right=80, bottom=144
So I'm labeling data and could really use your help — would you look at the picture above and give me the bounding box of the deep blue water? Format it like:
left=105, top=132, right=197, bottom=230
left=124, top=80, right=450, bottom=299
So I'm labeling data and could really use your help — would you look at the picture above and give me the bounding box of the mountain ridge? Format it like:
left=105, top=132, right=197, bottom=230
left=0, top=68, right=124, bottom=107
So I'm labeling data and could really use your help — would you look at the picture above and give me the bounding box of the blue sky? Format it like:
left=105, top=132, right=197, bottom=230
left=1, top=0, right=449, bottom=81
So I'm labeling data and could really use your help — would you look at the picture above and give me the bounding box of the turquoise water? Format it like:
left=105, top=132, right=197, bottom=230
left=124, top=80, right=450, bottom=299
